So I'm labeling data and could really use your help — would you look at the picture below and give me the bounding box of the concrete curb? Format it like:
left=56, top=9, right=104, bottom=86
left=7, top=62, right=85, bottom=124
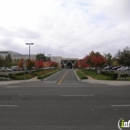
left=73, top=69, right=82, bottom=82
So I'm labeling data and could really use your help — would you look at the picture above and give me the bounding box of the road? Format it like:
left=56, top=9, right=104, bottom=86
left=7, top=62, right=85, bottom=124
left=0, top=69, right=130, bottom=130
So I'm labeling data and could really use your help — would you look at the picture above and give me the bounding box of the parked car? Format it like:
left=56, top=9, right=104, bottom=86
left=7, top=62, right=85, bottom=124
left=11, top=66, right=22, bottom=71
left=104, top=66, right=113, bottom=70
left=0, top=67, right=12, bottom=72
left=111, top=66, right=119, bottom=70
left=0, top=67, right=7, bottom=72
left=0, top=67, right=2, bottom=71
left=7, top=68, right=12, bottom=72
left=117, top=66, right=128, bottom=71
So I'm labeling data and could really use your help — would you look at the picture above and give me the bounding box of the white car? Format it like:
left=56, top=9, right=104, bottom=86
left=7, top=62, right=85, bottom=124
left=117, top=67, right=128, bottom=71
left=7, top=68, right=12, bottom=72
left=11, top=66, right=22, bottom=71
left=0, top=67, right=12, bottom=72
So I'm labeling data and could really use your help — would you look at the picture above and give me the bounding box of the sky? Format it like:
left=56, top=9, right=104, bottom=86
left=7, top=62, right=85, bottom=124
left=0, top=0, right=130, bottom=58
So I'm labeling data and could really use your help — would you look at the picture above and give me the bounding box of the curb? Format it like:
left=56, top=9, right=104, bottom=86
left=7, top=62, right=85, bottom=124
left=73, top=69, right=82, bottom=82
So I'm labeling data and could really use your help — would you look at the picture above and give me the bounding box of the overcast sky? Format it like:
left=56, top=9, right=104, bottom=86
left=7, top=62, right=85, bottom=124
left=0, top=0, right=130, bottom=58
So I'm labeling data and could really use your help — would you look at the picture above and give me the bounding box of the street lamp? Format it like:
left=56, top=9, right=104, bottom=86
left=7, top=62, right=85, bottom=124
left=26, top=43, right=34, bottom=60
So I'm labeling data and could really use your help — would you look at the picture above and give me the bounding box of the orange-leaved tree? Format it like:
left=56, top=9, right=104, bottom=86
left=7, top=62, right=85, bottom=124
left=17, top=58, right=24, bottom=68
left=26, top=59, right=35, bottom=69
left=35, top=60, right=44, bottom=69
left=86, top=51, right=106, bottom=68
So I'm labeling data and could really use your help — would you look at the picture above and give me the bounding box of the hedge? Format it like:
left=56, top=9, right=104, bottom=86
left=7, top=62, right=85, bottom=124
left=120, top=74, right=128, bottom=78
left=0, top=74, right=9, bottom=78
left=101, top=71, right=118, bottom=80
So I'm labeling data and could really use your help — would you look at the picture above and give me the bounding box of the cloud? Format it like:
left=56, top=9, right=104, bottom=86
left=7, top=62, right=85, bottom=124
left=0, top=0, right=130, bottom=58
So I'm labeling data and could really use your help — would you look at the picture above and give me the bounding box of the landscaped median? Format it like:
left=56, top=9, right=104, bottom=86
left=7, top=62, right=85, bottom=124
left=5, top=68, right=61, bottom=80
left=75, top=69, right=88, bottom=80
left=77, top=68, right=118, bottom=80
left=37, top=69, right=60, bottom=79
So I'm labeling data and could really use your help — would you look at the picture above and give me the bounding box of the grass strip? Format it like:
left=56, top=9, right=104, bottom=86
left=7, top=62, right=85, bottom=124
left=9, top=68, right=61, bottom=80
left=75, top=70, right=88, bottom=80
left=37, top=69, right=60, bottom=79
left=79, top=69, right=112, bottom=80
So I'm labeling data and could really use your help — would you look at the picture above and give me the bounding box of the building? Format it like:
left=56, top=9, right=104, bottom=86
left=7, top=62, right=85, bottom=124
left=0, top=51, right=78, bottom=68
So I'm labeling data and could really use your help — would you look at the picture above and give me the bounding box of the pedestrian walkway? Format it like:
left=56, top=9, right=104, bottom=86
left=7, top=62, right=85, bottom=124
left=82, top=78, right=130, bottom=86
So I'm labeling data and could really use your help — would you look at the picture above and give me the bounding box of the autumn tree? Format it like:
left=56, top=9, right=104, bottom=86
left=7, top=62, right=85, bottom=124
left=26, top=59, right=35, bottom=69
left=35, top=60, right=44, bottom=69
left=78, top=58, right=88, bottom=68
left=86, top=51, right=106, bottom=68
left=50, top=61, right=59, bottom=67
left=17, top=58, right=24, bottom=68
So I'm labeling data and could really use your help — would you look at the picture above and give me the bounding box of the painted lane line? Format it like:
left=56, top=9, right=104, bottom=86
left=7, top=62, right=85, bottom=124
left=58, top=70, right=68, bottom=85
left=0, top=105, right=18, bottom=107
left=60, top=95, right=94, bottom=97
left=111, top=105, right=130, bottom=107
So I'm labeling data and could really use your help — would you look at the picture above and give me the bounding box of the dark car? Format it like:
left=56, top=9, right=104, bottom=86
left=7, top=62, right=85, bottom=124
left=104, top=66, right=113, bottom=70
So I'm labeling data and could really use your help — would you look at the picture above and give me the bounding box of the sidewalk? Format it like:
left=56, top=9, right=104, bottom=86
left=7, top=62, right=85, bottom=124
left=82, top=78, right=130, bottom=86
left=0, top=74, right=130, bottom=86
left=0, top=77, right=40, bottom=85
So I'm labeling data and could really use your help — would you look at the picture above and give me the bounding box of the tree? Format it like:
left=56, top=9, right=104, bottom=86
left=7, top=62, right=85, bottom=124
left=44, top=61, right=51, bottom=68
left=17, top=58, right=24, bottom=68
left=86, top=51, right=106, bottom=68
left=50, top=61, right=59, bottom=67
left=0, top=55, right=4, bottom=67
left=12, top=59, right=20, bottom=66
left=115, top=47, right=130, bottom=68
left=36, top=53, right=47, bottom=61
left=77, top=59, right=88, bottom=68
left=35, top=60, right=44, bottom=69
left=104, top=53, right=113, bottom=66
left=112, top=60, right=119, bottom=67
left=26, top=59, right=35, bottom=69
left=4, top=54, right=12, bottom=67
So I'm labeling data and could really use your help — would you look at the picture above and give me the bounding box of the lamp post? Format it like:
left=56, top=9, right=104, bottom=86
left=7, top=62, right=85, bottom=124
left=26, top=43, right=34, bottom=60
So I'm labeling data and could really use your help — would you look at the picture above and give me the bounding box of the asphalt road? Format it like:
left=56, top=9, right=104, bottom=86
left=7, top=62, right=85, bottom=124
left=0, top=69, right=130, bottom=130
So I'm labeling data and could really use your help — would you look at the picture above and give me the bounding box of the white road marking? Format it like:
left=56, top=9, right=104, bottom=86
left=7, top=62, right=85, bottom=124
left=0, top=105, right=18, bottom=107
left=60, top=95, right=94, bottom=97
left=111, top=105, right=130, bottom=107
